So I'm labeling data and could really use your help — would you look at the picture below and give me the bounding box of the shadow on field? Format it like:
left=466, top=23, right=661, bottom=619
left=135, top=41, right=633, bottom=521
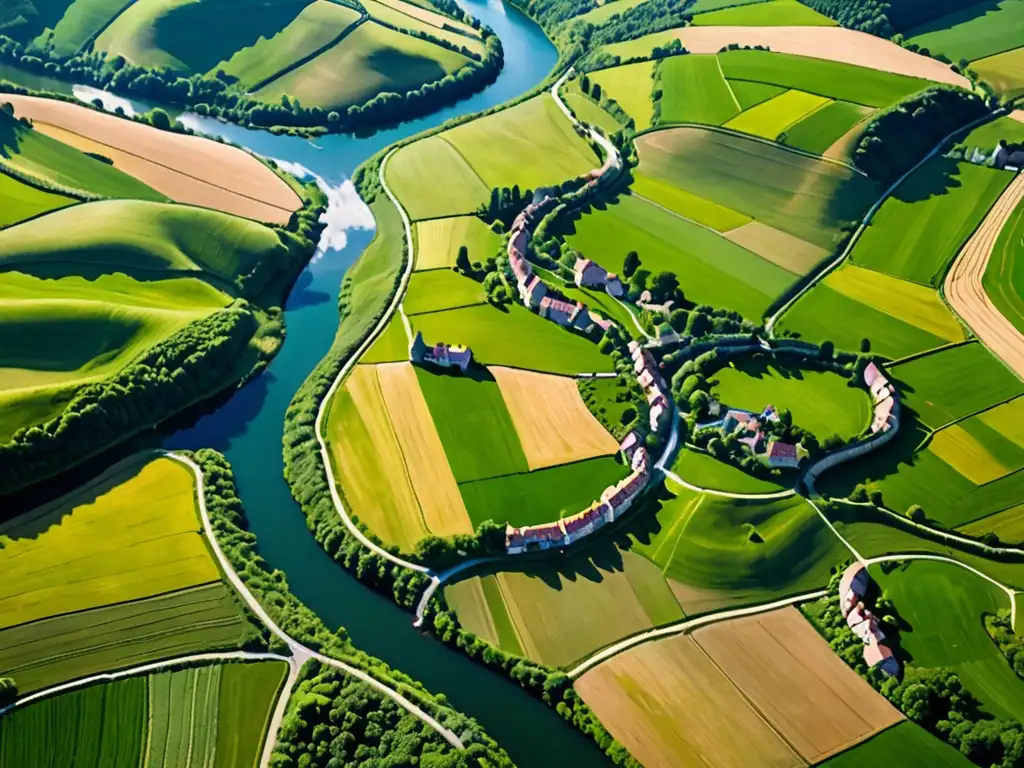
left=0, top=112, right=25, bottom=161
left=891, top=155, right=962, bottom=205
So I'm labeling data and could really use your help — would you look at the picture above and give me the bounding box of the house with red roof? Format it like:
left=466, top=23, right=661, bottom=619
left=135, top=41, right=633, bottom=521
left=574, top=258, right=608, bottom=288
left=539, top=296, right=591, bottom=330
left=409, top=331, right=473, bottom=372
left=765, top=439, right=800, bottom=468
left=519, top=274, right=547, bottom=308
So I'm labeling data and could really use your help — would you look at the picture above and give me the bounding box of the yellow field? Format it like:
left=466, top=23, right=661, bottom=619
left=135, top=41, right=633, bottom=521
left=724, top=220, right=828, bottom=275
left=825, top=264, right=965, bottom=342
left=978, top=396, right=1024, bottom=446
left=326, top=365, right=428, bottom=551
left=929, top=424, right=1010, bottom=485
left=694, top=607, right=903, bottom=763
left=576, top=633, right=803, bottom=768
left=724, top=90, right=831, bottom=141
left=490, top=366, right=618, bottom=470
left=413, top=215, right=501, bottom=271
left=0, top=457, right=219, bottom=631
left=376, top=362, right=472, bottom=537
left=590, top=61, right=656, bottom=130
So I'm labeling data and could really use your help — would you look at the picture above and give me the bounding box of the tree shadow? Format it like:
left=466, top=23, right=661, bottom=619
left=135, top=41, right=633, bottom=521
left=890, top=154, right=963, bottom=205
left=285, top=269, right=331, bottom=310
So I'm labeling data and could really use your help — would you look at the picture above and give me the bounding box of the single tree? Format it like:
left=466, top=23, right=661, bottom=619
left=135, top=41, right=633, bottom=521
left=455, top=245, right=471, bottom=274
left=622, top=250, right=640, bottom=278
left=860, top=337, right=871, bottom=353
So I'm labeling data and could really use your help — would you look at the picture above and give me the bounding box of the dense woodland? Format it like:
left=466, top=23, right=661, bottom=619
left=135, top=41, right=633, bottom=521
left=800, top=0, right=974, bottom=36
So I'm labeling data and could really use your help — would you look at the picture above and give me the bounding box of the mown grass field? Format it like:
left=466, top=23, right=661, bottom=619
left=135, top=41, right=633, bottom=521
left=634, top=126, right=878, bottom=250
left=359, top=315, right=409, bottom=364
left=386, top=135, right=490, bottom=221
left=821, top=722, right=974, bottom=767
left=630, top=173, right=750, bottom=232
left=216, top=661, right=289, bottom=768
left=972, top=46, right=1024, bottom=99
left=0, top=584, right=251, bottom=694
left=906, top=0, right=1024, bottom=63
left=724, top=89, right=830, bottom=141
left=566, top=193, right=794, bottom=319
left=0, top=457, right=217, bottom=631
left=215, top=0, right=363, bottom=87
left=256, top=21, right=470, bottom=113
left=658, top=54, right=739, bottom=126
left=692, top=0, right=836, bottom=26
left=403, top=269, right=484, bottom=315
left=458, top=455, right=630, bottom=528
left=985, top=196, right=1024, bottom=334
left=443, top=94, right=600, bottom=190
left=729, top=79, right=784, bottom=110
left=411, top=303, right=614, bottom=374
left=589, top=61, right=656, bottom=130
left=0, top=172, right=74, bottom=228
left=670, top=447, right=790, bottom=494
left=414, top=365, right=529, bottom=484
left=0, top=675, right=146, bottom=768
left=782, top=100, right=873, bottom=156
left=873, top=559, right=1024, bottom=723
left=712, top=355, right=871, bottom=439
left=413, top=215, right=501, bottom=271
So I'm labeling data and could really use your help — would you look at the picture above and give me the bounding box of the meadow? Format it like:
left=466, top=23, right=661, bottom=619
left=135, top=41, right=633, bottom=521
left=972, top=47, right=1024, bottom=99
left=386, top=135, right=490, bottom=221
left=634, top=126, right=878, bottom=250
left=984, top=196, right=1024, bottom=334
left=0, top=172, right=74, bottom=229
left=711, top=356, right=871, bottom=439
left=410, top=303, right=614, bottom=374
left=413, top=215, right=501, bottom=271
left=562, top=88, right=627, bottom=136
left=457, top=455, right=630, bottom=528
left=821, top=722, right=974, bottom=767
left=43, top=0, right=137, bottom=56
left=566, top=193, right=794, bottom=320
left=730, top=80, right=784, bottom=110
left=906, top=0, right=1024, bottom=63
left=630, top=173, right=751, bottom=232
left=873, top=559, right=1024, bottom=723
left=216, top=661, right=289, bottom=768
left=403, top=269, right=484, bottom=315
left=691, top=0, right=836, bottom=26
left=0, top=457, right=217, bottom=631
left=781, top=100, right=873, bottom=156
left=724, top=90, right=830, bottom=142
left=0, top=584, right=251, bottom=693
left=670, top=448, right=789, bottom=494
left=589, top=61, right=656, bottom=130
left=359, top=316, right=409, bottom=364
left=657, top=54, right=739, bottom=126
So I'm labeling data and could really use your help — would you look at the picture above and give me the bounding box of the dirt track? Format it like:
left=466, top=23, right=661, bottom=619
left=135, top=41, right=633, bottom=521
left=674, top=26, right=971, bottom=89
left=4, top=95, right=301, bottom=223
left=943, top=171, right=1024, bottom=380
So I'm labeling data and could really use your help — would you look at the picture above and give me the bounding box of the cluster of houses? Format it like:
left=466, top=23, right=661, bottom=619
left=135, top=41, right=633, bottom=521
left=864, top=362, right=899, bottom=435
left=720, top=404, right=802, bottom=469
left=839, top=562, right=900, bottom=677
left=993, top=139, right=1024, bottom=172
left=628, top=341, right=669, bottom=434
left=409, top=331, right=473, bottom=372
left=573, top=257, right=623, bottom=297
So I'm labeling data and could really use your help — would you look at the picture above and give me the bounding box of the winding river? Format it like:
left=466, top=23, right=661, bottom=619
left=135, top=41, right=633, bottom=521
left=14, top=0, right=615, bottom=763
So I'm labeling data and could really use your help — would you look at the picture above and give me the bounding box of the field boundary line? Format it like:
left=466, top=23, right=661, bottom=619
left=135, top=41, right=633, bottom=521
left=927, top=391, right=1024, bottom=434
left=807, top=496, right=864, bottom=563
left=77, top=0, right=142, bottom=53
left=663, top=461, right=796, bottom=500
left=886, top=337, right=975, bottom=367
left=437, top=134, right=492, bottom=192
left=717, top=57, right=742, bottom=113
left=259, top=661, right=300, bottom=768
left=765, top=110, right=1001, bottom=335
left=566, top=589, right=826, bottom=678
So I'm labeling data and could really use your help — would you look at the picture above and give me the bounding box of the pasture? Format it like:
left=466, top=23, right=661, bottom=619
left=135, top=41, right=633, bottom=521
left=0, top=457, right=218, bottom=631
left=712, top=355, right=871, bottom=439
left=692, top=0, right=836, bottom=26
left=985, top=196, right=1024, bottom=334
left=694, top=607, right=902, bottom=763
left=589, top=61, right=656, bottom=130
left=851, top=157, right=1012, bottom=286
left=906, top=0, right=1024, bottom=63
left=657, top=54, right=739, bottom=126
left=3, top=95, right=301, bottom=222
left=873, top=559, right=1024, bottom=722
left=0, top=172, right=74, bottom=229
left=413, top=215, right=501, bottom=271
left=457, top=455, right=630, bottom=528
left=359, top=316, right=409, bottom=364
left=723, top=90, right=830, bottom=141
left=634, top=126, right=878, bottom=250
left=414, top=365, right=529, bottom=483
left=215, top=0, right=363, bottom=87
left=255, top=21, right=470, bottom=114
left=892, top=342, right=1023, bottom=428
left=729, top=79, right=784, bottom=110
left=822, top=722, right=974, bottom=767
left=973, top=47, right=1024, bottom=99
left=670, top=448, right=789, bottom=494
left=410, top=303, right=614, bottom=374
left=490, top=366, right=618, bottom=470
left=630, top=173, right=750, bottom=232
left=43, top=0, right=136, bottom=56
left=0, top=584, right=251, bottom=694
left=781, top=100, right=873, bottom=156
left=443, top=95, right=600, bottom=190
left=566, top=193, right=794, bottom=320
left=575, top=632, right=803, bottom=768
left=563, top=91, right=626, bottom=135
left=403, top=269, right=484, bottom=315
left=386, top=135, right=490, bottom=221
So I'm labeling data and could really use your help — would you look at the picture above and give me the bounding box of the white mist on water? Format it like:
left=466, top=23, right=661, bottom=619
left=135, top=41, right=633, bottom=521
left=72, top=85, right=138, bottom=116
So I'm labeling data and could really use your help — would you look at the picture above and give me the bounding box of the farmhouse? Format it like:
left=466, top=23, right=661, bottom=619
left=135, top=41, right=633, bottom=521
left=993, top=140, right=1024, bottom=171
left=839, top=562, right=870, bottom=616
left=409, top=331, right=473, bottom=372
left=519, top=274, right=547, bottom=307
left=629, top=341, right=670, bottom=433
left=574, top=258, right=607, bottom=287
left=837, top=562, right=900, bottom=677
left=765, top=439, right=799, bottom=468
left=539, top=296, right=591, bottom=330
left=864, top=362, right=899, bottom=435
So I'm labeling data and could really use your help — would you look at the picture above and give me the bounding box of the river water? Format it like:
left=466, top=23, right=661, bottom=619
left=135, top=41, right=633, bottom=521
left=8, top=0, right=612, bottom=763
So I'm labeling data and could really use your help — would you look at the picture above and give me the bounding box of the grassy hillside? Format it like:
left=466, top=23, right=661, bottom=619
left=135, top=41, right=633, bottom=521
left=0, top=171, right=75, bottom=228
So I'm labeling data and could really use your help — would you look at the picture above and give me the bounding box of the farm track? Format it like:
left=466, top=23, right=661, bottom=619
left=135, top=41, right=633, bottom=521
left=943, top=171, right=1024, bottom=380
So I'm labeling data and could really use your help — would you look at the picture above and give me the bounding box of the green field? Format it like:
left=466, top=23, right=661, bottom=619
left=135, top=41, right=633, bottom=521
left=822, top=722, right=973, bottom=767
left=719, top=50, right=932, bottom=108
left=724, top=89, right=831, bottom=141
left=906, top=0, right=1024, bottom=63
left=0, top=171, right=74, bottom=228
left=361, top=0, right=482, bottom=54
left=562, top=85, right=625, bottom=135
left=414, top=365, right=529, bottom=483
left=851, top=157, right=1012, bottom=286
left=892, top=342, right=1023, bottom=428
left=873, top=559, right=1024, bottom=722
left=148, top=664, right=221, bottom=767
left=972, top=46, right=1024, bottom=99
left=985, top=195, right=1024, bottom=335
left=0, top=675, right=146, bottom=768
left=413, top=215, right=501, bottom=271
left=403, top=269, right=484, bottom=315
left=458, top=455, right=630, bottom=528
left=387, top=135, right=490, bottom=221
left=360, top=315, right=409, bottom=364
left=0, top=584, right=251, bottom=694
left=712, top=355, right=871, bottom=439
left=670, top=448, right=790, bottom=494
left=566, top=193, right=794, bottom=319
left=43, top=0, right=136, bottom=56
left=216, top=661, right=289, bottom=768
left=256, top=20, right=470, bottom=112
left=658, top=54, right=739, bottom=126
left=692, top=0, right=836, bottom=26
left=634, top=126, right=878, bottom=250
left=411, top=302, right=614, bottom=375
left=589, top=61, right=656, bottom=130
left=630, top=173, right=751, bottom=231
left=781, top=100, right=873, bottom=155
left=443, top=94, right=600, bottom=190
left=961, top=504, right=1024, bottom=543
left=215, top=0, right=362, bottom=86
left=729, top=79, right=785, bottom=110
